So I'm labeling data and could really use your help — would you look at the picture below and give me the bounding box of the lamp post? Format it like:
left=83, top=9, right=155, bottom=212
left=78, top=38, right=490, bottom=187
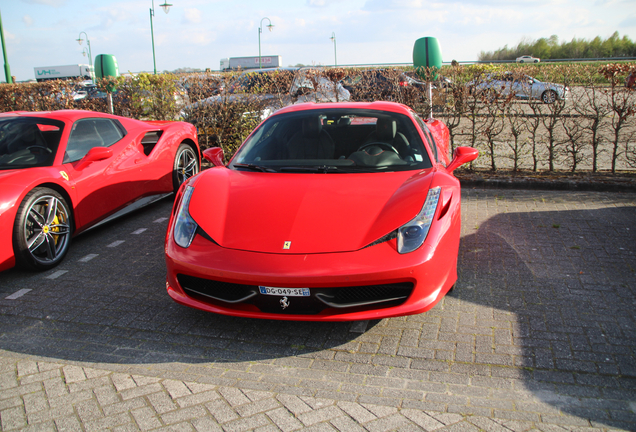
left=0, top=9, right=11, bottom=84
left=330, top=32, right=337, bottom=67
left=258, top=17, right=274, bottom=69
left=150, top=0, right=173, bottom=74
left=76, top=32, right=92, bottom=68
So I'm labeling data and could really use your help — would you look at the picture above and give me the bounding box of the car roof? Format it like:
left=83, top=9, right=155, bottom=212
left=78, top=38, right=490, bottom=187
left=0, top=110, right=126, bottom=124
left=272, top=101, right=414, bottom=116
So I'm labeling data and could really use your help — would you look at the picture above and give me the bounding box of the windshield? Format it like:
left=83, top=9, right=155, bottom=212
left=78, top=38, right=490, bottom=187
left=0, top=117, right=64, bottom=170
left=230, top=108, right=432, bottom=173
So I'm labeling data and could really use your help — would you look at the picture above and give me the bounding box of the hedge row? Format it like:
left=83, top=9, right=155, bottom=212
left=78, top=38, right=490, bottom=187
left=0, top=63, right=634, bottom=172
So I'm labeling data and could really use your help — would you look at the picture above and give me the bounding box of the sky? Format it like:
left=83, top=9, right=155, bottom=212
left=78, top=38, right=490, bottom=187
left=1, top=0, right=635, bottom=82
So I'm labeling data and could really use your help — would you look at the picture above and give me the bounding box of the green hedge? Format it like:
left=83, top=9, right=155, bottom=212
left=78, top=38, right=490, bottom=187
left=1, top=64, right=635, bottom=172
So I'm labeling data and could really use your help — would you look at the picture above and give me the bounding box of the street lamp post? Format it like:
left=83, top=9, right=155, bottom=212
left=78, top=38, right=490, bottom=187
left=330, top=32, right=337, bottom=67
left=76, top=31, right=92, bottom=68
left=150, top=0, right=173, bottom=74
left=258, top=17, right=274, bottom=69
left=0, top=9, right=12, bottom=84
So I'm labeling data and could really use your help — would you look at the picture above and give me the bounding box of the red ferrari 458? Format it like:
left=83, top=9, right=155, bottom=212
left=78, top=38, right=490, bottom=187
left=165, top=101, right=478, bottom=321
left=0, top=110, right=200, bottom=272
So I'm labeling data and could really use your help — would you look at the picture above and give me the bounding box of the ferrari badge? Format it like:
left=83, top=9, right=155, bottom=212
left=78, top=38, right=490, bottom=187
left=60, top=171, right=69, bottom=181
left=280, top=296, right=289, bottom=309
left=283, top=241, right=291, bottom=249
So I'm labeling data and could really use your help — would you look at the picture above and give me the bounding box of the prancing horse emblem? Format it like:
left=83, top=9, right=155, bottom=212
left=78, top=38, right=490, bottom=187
left=280, top=296, right=289, bottom=309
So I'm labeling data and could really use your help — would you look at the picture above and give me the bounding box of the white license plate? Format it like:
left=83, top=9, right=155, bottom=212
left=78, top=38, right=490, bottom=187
left=259, top=286, right=310, bottom=297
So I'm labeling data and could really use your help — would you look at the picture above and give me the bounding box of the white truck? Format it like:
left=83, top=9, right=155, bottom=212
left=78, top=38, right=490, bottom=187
left=34, top=64, right=94, bottom=82
left=220, top=56, right=282, bottom=71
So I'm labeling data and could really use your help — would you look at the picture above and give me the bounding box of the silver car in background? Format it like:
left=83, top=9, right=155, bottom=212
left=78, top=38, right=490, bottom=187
left=469, top=72, right=568, bottom=103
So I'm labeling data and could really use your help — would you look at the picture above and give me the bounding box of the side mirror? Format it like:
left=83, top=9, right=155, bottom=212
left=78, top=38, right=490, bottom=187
left=75, top=147, right=113, bottom=171
left=446, top=146, right=478, bottom=173
left=203, top=147, right=225, bottom=167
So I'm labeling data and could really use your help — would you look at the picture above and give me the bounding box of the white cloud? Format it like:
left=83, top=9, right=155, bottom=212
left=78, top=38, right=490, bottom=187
left=22, top=0, right=65, bottom=6
left=23, top=15, right=33, bottom=26
left=184, top=8, right=203, bottom=24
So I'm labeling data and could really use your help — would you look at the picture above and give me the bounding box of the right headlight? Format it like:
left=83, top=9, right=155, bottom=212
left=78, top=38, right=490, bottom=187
left=173, top=185, right=198, bottom=248
left=397, top=187, right=441, bottom=254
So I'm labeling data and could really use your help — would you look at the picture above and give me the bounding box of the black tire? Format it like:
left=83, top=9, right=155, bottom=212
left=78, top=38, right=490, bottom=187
left=541, top=90, right=557, bottom=104
left=172, top=143, right=199, bottom=193
left=13, top=187, right=73, bottom=271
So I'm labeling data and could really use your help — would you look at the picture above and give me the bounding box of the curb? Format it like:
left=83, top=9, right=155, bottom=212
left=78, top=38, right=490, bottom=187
left=458, top=177, right=636, bottom=193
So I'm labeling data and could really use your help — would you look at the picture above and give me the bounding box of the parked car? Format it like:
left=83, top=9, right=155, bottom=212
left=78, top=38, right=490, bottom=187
left=0, top=110, right=200, bottom=272
left=468, top=72, right=568, bottom=103
left=165, top=101, right=478, bottom=321
left=340, top=69, right=421, bottom=101
left=185, top=67, right=350, bottom=120
left=516, top=55, right=540, bottom=63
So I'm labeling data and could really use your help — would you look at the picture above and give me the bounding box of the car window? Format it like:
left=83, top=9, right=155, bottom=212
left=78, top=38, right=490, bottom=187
left=413, top=114, right=438, bottom=163
left=65, top=118, right=126, bottom=163
left=231, top=108, right=432, bottom=173
left=0, top=117, right=64, bottom=169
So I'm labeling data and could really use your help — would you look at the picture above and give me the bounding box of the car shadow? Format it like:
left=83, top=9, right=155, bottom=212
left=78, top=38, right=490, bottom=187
left=0, top=194, right=634, bottom=429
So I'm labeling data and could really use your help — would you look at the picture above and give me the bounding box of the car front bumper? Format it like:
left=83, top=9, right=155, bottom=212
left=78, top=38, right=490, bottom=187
left=165, top=225, right=459, bottom=322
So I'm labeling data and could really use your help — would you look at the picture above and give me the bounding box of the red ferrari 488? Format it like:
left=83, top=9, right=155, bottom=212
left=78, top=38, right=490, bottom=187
left=0, top=110, right=200, bottom=272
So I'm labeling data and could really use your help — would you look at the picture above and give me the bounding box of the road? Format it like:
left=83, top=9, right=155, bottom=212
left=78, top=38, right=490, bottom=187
left=0, top=188, right=635, bottom=431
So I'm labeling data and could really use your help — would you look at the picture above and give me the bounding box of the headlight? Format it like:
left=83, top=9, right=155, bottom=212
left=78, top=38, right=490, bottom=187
left=173, top=185, right=198, bottom=248
left=397, top=187, right=441, bottom=254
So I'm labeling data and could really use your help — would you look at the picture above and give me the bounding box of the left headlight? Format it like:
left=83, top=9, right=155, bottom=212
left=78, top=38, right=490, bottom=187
left=397, top=187, right=441, bottom=254
left=173, top=185, right=198, bottom=248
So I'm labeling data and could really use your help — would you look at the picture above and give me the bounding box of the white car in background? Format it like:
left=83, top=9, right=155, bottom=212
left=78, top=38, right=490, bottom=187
left=516, top=55, right=540, bottom=63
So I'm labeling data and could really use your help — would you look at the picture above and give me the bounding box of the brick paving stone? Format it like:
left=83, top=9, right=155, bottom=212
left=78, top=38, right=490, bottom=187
left=83, top=412, right=132, bottom=432
left=400, top=408, right=445, bottom=430
left=205, top=399, right=239, bottom=423
left=191, top=416, right=223, bottom=432
left=131, top=406, right=163, bottom=430
left=363, top=412, right=412, bottom=432
left=164, top=379, right=192, bottom=399
left=160, top=405, right=207, bottom=425
left=1, top=406, right=27, bottom=430
left=329, top=415, right=367, bottom=432
left=218, top=413, right=271, bottom=432
left=53, top=415, right=83, bottom=432
left=265, top=407, right=304, bottom=432
left=276, top=394, right=314, bottom=416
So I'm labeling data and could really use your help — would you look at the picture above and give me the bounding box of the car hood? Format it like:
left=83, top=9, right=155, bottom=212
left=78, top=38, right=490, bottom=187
left=187, top=167, right=434, bottom=254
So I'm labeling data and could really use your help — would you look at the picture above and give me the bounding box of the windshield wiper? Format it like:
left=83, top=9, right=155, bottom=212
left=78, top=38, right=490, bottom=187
left=278, top=165, right=356, bottom=173
left=232, top=163, right=277, bottom=172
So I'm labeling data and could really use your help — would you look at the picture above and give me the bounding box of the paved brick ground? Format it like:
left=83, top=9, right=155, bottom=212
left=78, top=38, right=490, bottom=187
left=0, top=188, right=635, bottom=431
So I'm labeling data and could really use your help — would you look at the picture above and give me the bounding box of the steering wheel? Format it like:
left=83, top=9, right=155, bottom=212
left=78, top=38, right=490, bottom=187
left=27, top=146, right=52, bottom=154
left=357, top=142, right=400, bottom=155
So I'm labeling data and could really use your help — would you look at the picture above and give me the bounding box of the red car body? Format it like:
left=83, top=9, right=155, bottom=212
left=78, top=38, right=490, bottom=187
left=0, top=110, right=200, bottom=272
left=165, top=101, right=477, bottom=321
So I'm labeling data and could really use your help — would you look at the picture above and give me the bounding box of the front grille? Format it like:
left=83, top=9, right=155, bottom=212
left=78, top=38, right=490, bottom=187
left=177, top=274, right=256, bottom=302
left=177, top=274, right=413, bottom=315
left=332, top=283, right=412, bottom=304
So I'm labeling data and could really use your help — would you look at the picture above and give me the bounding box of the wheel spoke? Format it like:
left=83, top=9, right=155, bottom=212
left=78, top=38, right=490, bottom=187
left=27, top=231, right=46, bottom=252
left=42, top=232, right=58, bottom=260
left=50, top=221, right=71, bottom=235
left=27, top=208, right=45, bottom=228
left=44, top=197, right=59, bottom=225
